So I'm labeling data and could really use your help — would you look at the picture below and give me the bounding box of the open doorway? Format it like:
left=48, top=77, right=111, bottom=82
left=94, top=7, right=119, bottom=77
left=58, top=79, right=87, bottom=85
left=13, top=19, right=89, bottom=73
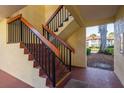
left=86, top=23, right=114, bottom=71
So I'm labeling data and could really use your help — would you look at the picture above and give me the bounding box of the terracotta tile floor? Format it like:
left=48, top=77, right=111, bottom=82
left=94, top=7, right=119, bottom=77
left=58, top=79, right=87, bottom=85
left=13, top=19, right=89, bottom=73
left=71, top=67, right=123, bottom=88
left=0, top=67, right=123, bottom=88
left=0, top=70, right=33, bottom=88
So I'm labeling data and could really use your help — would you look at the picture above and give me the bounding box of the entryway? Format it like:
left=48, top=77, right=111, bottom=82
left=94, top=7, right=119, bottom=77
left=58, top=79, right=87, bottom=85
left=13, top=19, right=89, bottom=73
left=86, top=23, right=114, bottom=71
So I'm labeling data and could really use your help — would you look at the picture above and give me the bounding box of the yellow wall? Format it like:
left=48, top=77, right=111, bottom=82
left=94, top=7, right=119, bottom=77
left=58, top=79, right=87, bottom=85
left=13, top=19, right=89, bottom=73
left=0, top=19, right=7, bottom=46
left=44, top=5, right=59, bottom=23
left=66, top=27, right=86, bottom=67
left=11, top=5, right=59, bottom=34
left=10, top=5, right=87, bottom=67
left=11, top=5, right=45, bottom=33
left=114, top=6, right=124, bottom=86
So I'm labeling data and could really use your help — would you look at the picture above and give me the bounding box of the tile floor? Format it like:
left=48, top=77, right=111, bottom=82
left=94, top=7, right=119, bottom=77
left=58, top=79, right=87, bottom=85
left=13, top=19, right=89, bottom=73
left=70, top=67, right=123, bottom=88
left=0, top=70, right=32, bottom=88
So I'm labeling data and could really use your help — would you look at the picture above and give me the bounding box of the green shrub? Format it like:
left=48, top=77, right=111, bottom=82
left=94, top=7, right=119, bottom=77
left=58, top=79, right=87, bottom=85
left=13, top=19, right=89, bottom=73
left=87, top=48, right=91, bottom=55
left=107, top=45, right=114, bottom=48
left=105, top=48, right=114, bottom=55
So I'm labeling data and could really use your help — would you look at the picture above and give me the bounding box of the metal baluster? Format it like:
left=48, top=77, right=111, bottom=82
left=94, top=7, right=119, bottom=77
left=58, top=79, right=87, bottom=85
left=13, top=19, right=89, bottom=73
left=66, top=8, right=69, bottom=21
left=13, top=22, right=15, bottom=43
left=63, top=46, right=65, bottom=64
left=24, top=25, right=26, bottom=46
left=8, top=24, right=10, bottom=43
left=66, top=48, right=68, bottom=66
left=53, top=18, right=55, bottom=32
left=44, top=46, right=47, bottom=72
left=48, top=49, right=51, bottom=78
left=61, top=45, right=63, bottom=59
left=64, top=7, right=66, bottom=21
left=60, top=9, right=62, bottom=27
left=41, top=42, right=44, bottom=69
left=69, top=50, right=71, bottom=71
left=38, top=38, right=40, bottom=66
left=58, top=11, right=60, bottom=27
left=56, top=14, right=59, bottom=32
left=9, top=24, right=11, bottom=42
left=30, top=32, right=33, bottom=54
left=52, top=54, right=56, bottom=87
left=20, top=22, right=22, bottom=42
left=33, top=33, right=35, bottom=59
left=35, top=36, right=38, bottom=63
left=14, top=21, right=17, bottom=43
left=54, top=17, right=56, bottom=32
left=17, top=20, right=19, bottom=42
left=28, top=29, right=31, bottom=53
left=51, top=20, right=53, bottom=31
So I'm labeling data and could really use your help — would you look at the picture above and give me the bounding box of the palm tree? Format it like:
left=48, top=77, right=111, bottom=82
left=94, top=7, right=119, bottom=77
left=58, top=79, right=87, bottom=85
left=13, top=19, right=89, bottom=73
left=98, top=24, right=108, bottom=53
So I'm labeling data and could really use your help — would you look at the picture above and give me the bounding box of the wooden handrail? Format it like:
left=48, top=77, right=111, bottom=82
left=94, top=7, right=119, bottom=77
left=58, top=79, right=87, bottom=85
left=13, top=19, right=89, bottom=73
left=20, top=17, right=60, bottom=57
left=45, top=5, right=63, bottom=25
left=42, top=24, right=75, bottom=53
left=7, top=14, right=22, bottom=24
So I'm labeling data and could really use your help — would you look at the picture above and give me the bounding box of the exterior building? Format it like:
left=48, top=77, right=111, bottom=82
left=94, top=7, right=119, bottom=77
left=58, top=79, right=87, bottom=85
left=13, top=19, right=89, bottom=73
left=86, top=35, right=114, bottom=47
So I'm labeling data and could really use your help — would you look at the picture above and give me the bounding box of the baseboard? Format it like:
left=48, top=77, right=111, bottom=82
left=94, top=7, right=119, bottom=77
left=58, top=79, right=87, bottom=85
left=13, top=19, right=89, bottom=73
left=71, top=65, right=86, bottom=69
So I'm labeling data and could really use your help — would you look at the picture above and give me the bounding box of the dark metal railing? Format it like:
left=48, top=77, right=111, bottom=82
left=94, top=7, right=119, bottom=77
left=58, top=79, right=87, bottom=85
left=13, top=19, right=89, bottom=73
left=43, top=5, right=73, bottom=71
left=7, top=15, right=70, bottom=87
left=46, top=5, right=71, bottom=32
left=43, top=25, right=73, bottom=71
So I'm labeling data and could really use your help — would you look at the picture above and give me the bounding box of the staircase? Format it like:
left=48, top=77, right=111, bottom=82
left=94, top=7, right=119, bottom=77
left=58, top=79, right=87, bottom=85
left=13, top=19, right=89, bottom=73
left=7, top=5, right=74, bottom=88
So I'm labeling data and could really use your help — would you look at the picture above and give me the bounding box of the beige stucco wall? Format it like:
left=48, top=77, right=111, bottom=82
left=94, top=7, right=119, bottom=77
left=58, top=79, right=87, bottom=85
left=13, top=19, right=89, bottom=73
left=66, top=27, right=87, bottom=67
left=11, top=5, right=45, bottom=33
left=11, top=5, right=59, bottom=34
left=114, top=6, right=124, bottom=86
left=44, top=5, right=59, bottom=23
left=0, top=19, right=46, bottom=87
left=0, top=19, right=7, bottom=45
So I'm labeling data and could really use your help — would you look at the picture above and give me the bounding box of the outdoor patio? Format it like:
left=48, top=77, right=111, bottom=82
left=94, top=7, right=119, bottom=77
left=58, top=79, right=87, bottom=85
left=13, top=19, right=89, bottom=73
left=87, top=53, right=114, bottom=71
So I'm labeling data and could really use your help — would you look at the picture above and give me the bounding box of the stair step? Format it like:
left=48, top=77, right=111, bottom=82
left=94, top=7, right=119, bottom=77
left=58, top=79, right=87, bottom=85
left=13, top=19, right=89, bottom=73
left=46, top=78, right=53, bottom=88
left=28, top=54, right=34, bottom=61
left=33, top=61, right=40, bottom=68
left=24, top=48, right=29, bottom=54
left=39, top=69, right=48, bottom=78
left=20, top=42, right=25, bottom=48
left=19, top=42, right=70, bottom=87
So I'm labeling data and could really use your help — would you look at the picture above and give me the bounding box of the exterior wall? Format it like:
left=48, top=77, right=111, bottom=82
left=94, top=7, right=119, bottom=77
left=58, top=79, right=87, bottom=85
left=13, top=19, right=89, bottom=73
left=0, top=19, right=46, bottom=87
left=66, top=27, right=87, bottom=67
left=87, top=40, right=100, bottom=47
left=86, top=39, right=114, bottom=47
left=114, top=6, right=124, bottom=86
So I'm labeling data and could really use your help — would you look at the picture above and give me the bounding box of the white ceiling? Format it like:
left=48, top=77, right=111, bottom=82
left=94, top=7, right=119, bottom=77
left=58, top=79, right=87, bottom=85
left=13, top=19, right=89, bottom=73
left=76, top=5, right=120, bottom=21
left=0, top=5, right=26, bottom=20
